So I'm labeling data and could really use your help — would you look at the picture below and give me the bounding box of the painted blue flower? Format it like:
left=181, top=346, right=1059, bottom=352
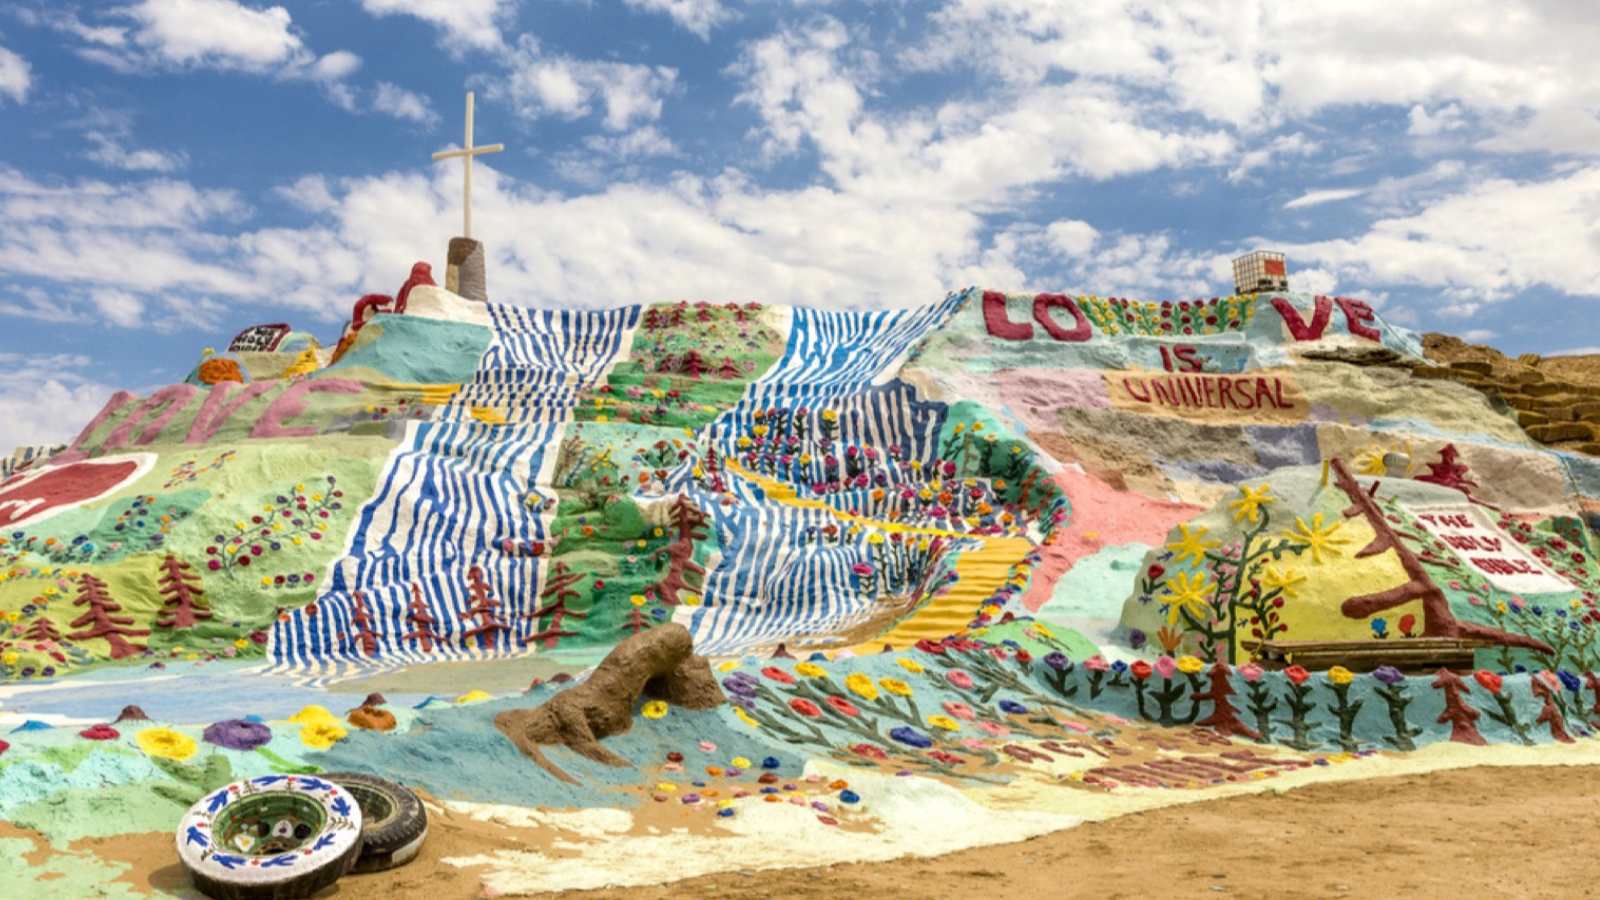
left=1558, top=670, right=1582, bottom=693
left=297, top=777, right=332, bottom=792
left=999, top=700, right=1028, bottom=714
left=1370, top=618, right=1388, bottom=638
left=1111, top=660, right=1128, bottom=675
left=889, top=726, right=933, bottom=748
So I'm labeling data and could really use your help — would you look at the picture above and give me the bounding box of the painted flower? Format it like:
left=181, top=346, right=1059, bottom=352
left=1260, top=564, right=1306, bottom=601
left=928, top=750, right=965, bottom=766
left=1043, top=651, right=1070, bottom=671
left=1558, top=670, right=1582, bottom=693
left=915, top=639, right=947, bottom=656
left=889, top=726, right=933, bottom=748
left=1166, top=523, right=1220, bottom=567
left=825, top=696, right=861, bottom=717
left=733, top=706, right=762, bottom=729
left=79, top=724, right=120, bottom=741
left=202, top=719, right=272, bottom=751
left=1283, top=513, right=1352, bottom=565
left=1229, top=483, right=1276, bottom=524
left=1284, top=665, right=1310, bottom=685
left=942, top=701, right=976, bottom=720
left=1130, top=660, right=1153, bottom=680
left=878, top=677, right=913, bottom=696
left=946, top=670, right=975, bottom=690
left=1154, top=655, right=1178, bottom=679
left=1176, top=655, right=1205, bottom=675
left=896, top=657, right=924, bottom=674
left=789, top=698, right=823, bottom=717
left=761, top=666, right=796, bottom=685
left=1084, top=655, right=1110, bottom=673
left=136, top=727, right=197, bottom=761
left=998, top=699, right=1027, bottom=714
left=1326, top=666, right=1354, bottom=686
left=927, top=715, right=962, bottom=732
left=1473, top=669, right=1503, bottom=694
left=845, top=672, right=880, bottom=701
left=850, top=742, right=887, bottom=760
left=794, top=662, right=827, bottom=679
left=723, top=672, right=759, bottom=697
left=642, top=700, right=670, bottom=719
left=1371, top=666, right=1405, bottom=686
left=299, top=720, right=347, bottom=750
left=976, top=720, right=1010, bottom=736
left=1160, top=571, right=1216, bottom=626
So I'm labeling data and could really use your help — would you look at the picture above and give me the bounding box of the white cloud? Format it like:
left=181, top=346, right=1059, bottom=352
left=1408, top=103, right=1466, bottom=137
left=1549, top=346, right=1600, bottom=357
left=1228, top=132, right=1317, bottom=184
left=0, top=353, right=117, bottom=453
left=1283, top=166, right=1600, bottom=304
left=1283, top=187, right=1365, bottom=210
left=0, top=44, right=30, bottom=103
left=358, top=0, right=514, bottom=53
left=1460, top=328, right=1497, bottom=342
left=118, top=0, right=308, bottom=71
left=273, top=174, right=339, bottom=214
left=491, top=37, right=678, bottom=131
left=372, top=82, right=438, bottom=126
left=624, top=0, right=733, bottom=40
left=84, top=132, right=187, bottom=173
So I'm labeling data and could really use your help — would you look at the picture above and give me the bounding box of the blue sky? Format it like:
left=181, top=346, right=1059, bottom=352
left=1, top=0, right=1598, bottom=450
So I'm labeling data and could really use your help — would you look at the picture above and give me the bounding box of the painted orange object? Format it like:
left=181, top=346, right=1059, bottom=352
left=196, top=357, right=244, bottom=385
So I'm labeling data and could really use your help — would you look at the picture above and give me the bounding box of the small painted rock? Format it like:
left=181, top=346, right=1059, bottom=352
left=758, top=772, right=779, bottom=784
left=667, top=751, right=684, bottom=763
left=839, top=790, right=860, bottom=804
left=347, top=705, right=396, bottom=732
left=760, top=756, right=780, bottom=769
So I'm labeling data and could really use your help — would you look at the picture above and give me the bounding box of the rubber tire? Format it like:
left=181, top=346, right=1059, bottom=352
left=178, top=775, right=365, bottom=900
left=321, top=772, right=429, bottom=873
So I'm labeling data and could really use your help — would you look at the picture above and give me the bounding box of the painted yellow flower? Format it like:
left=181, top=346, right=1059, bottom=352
left=300, top=720, right=348, bottom=750
left=1327, top=666, right=1354, bottom=686
left=895, top=657, right=924, bottom=674
left=136, top=727, right=197, bottom=761
left=630, top=594, right=648, bottom=607
left=2, top=651, right=19, bottom=667
left=288, top=705, right=339, bottom=725
left=642, top=700, right=669, bottom=719
left=1284, top=513, right=1352, bottom=565
left=233, top=638, right=248, bottom=650
left=718, top=660, right=740, bottom=673
left=1229, top=483, right=1275, bottom=525
left=867, top=533, right=885, bottom=545
left=731, top=756, right=752, bottom=769
left=1176, top=655, right=1205, bottom=674
left=794, top=662, right=827, bottom=678
left=455, top=690, right=492, bottom=704
left=1166, top=523, right=1220, bottom=567
left=1260, top=564, right=1306, bottom=601
left=734, top=706, right=761, bottom=729
left=1354, top=447, right=1388, bottom=476
left=1033, top=622, right=1055, bottom=639
left=927, top=715, right=961, bottom=732
left=681, top=593, right=702, bottom=608
left=845, top=673, right=879, bottom=701
left=878, top=677, right=913, bottom=696
left=1160, top=571, right=1216, bottom=626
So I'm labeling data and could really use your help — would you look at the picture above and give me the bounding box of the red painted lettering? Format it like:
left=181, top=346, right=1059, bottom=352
left=1172, top=345, right=1204, bottom=372
left=1271, top=296, right=1333, bottom=341
left=982, top=291, right=1033, bottom=340
left=1032, top=293, right=1092, bottom=342
left=1336, top=297, right=1381, bottom=342
left=1122, top=377, right=1152, bottom=402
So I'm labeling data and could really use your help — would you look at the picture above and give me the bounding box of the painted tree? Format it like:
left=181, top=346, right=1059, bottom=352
left=716, top=357, right=741, bottom=379
left=523, top=561, right=587, bottom=649
left=154, top=554, right=212, bottom=630
left=1332, top=458, right=1552, bottom=653
left=1431, top=668, right=1486, bottom=745
left=679, top=350, right=709, bottom=378
left=1531, top=675, right=1574, bottom=743
left=66, top=573, right=149, bottom=660
left=1191, top=661, right=1260, bottom=739
left=650, top=494, right=709, bottom=605
left=402, top=582, right=442, bottom=651
left=21, top=617, right=63, bottom=643
left=460, top=566, right=508, bottom=649
left=348, top=590, right=380, bottom=656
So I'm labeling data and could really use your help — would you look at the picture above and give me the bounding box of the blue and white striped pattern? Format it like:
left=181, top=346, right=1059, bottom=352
left=269, top=302, right=638, bottom=669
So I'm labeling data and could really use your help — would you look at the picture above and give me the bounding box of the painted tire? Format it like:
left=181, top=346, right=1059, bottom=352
left=322, top=772, right=429, bottom=873
left=176, top=774, right=364, bottom=900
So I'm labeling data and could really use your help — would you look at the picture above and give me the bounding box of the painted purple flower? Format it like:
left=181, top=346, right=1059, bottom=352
left=723, top=672, right=759, bottom=698
left=1371, top=666, right=1405, bottom=686
left=889, top=726, right=933, bottom=749
left=1043, top=651, right=1070, bottom=671
left=202, top=719, right=273, bottom=751
left=1128, top=628, right=1147, bottom=650
left=1558, top=669, right=1582, bottom=693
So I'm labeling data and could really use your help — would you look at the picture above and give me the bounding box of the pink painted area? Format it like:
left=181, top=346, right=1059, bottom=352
left=250, top=378, right=363, bottom=438
left=101, top=384, right=200, bottom=451
left=0, top=457, right=143, bottom=528
left=56, top=390, right=137, bottom=462
left=1021, top=466, right=1202, bottom=612
left=187, top=381, right=279, bottom=444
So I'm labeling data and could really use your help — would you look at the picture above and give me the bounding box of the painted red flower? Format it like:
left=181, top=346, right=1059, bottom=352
left=850, top=742, right=887, bottom=760
left=789, top=698, right=822, bottom=717
left=915, top=639, right=946, bottom=655
left=928, top=750, right=964, bottom=766
left=1284, top=665, right=1310, bottom=685
left=1015, top=649, right=1032, bottom=664
left=79, top=724, right=119, bottom=740
left=1130, top=660, right=1153, bottom=681
left=825, top=696, right=861, bottom=717
left=762, top=666, right=796, bottom=685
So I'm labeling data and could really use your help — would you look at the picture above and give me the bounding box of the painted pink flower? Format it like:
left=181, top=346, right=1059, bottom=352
left=1238, top=662, right=1264, bottom=683
left=1084, top=654, right=1110, bottom=672
left=941, top=701, right=976, bottom=720
left=976, top=721, right=1010, bottom=736
left=1154, top=655, right=1178, bottom=679
left=946, top=670, right=975, bottom=690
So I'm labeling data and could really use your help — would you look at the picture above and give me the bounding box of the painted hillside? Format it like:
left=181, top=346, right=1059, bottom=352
left=4, top=282, right=1597, bottom=683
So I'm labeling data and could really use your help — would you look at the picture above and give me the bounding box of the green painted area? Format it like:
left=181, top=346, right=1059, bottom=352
left=0, top=837, right=141, bottom=899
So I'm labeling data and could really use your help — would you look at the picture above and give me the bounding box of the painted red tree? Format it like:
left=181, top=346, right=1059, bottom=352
left=1431, top=668, right=1486, bottom=745
left=523, top=561, right=588, bottom=649
left=348, top=590, right=381, bottom=656
left=460, top=566, right=509, bottom=649
left=154, top=554, right=212, bottom=630
left=716, top=357, right=741, bottom=379
left=619, top=597, right=651, bottom=636
left=1332, top=458, right=1552, bottom=654
left=1192, top=661, right=1260, bottom=739
left=679, top=350, right=709, bottom=378
left=1415, top=444, right=1477, bottom=496
left=650, top=494, right=708, bottom=605
left=21, top=617, right=63, bottom=643
left=1531, top=675, right=1574, bottom=743
left=66, top=573, right=149, bottom=660
left=401, top=583, right=442, bottom=651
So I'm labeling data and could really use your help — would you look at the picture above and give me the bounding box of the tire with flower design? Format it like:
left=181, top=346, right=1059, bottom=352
left=321, top=771, right=428, bottom=873
left=176, top=774, right=364, bottom=900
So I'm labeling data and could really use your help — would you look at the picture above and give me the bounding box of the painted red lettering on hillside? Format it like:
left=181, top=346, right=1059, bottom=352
left=0, top=457, right=144, bottom=528
left=983, top=291, right=1034, bottom=340
left=1032, top=293, right=1091, bottom=342
left=1336, top=297, right=1381, bottom=341
left=1271, top=296, right=1333, bottom=340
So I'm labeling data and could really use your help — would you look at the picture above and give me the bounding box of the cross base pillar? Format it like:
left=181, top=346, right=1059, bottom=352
left=447, top=237, right=487, bottom=303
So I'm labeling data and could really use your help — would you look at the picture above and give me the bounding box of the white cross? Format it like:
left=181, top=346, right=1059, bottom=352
left=431, top=91, right=504, bottom=240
